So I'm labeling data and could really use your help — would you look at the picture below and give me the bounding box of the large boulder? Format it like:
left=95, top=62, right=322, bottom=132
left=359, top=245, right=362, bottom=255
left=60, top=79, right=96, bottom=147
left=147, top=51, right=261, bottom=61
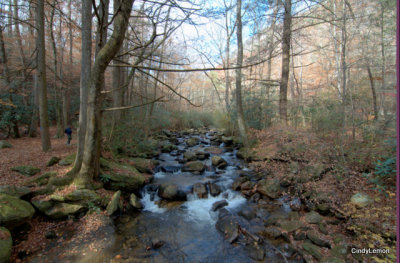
left=216, top=210, right=239, bottom=243
left=182, top=161, right=205, bottom=173
left=106, top=191, right=121, bottom=216
left=211, top=200, right=228, bottom=211
left=257, top=179, right=281, bottom=199
left=0, top=194, right=35, bottom=228
left=211, top=156, right=227, bottom=169
left=350, top=192, right=373, bottom=208
left=45, top=203, right=85, bottom=219
left=0, top=185, right=31, bottom=198
left=103, top=172, right=145, bottom=192
left=64, top=189, right=101, bottom=205
left=0, top=227, right=12, bottom=263
left=129, top=158, right=160, bottom=173
left=183, top=151, right=197, bottom=162
left=58, top=154, right=76, bottom=166
left=186, top=137, right=199, bottom=147
left=11, top=166, right=40, bottom=176
left=0, top=141, right=12, bottom=149
left=193, top=183, right=207, bottom=198
left=158, top=184, right=186, bottom=201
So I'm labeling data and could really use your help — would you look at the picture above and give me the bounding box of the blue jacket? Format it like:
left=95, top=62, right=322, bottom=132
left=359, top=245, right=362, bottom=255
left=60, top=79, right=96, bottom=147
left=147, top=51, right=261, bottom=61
left=65, top=128, right=72, bottom=135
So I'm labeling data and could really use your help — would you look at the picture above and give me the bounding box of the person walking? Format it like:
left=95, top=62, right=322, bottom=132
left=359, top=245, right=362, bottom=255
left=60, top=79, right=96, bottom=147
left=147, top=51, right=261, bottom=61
left=64, top=127, right=72, bottom=145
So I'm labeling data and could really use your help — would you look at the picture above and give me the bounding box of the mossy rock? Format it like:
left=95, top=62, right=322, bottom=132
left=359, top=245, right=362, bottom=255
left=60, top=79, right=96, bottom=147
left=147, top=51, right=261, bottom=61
left=64, top=189, right=101, bottom=205
left=0, top=193, right=35, bottom=228
left=104, top=173, right=145, bottom=192
left=129, top=193, right=142, bottom=209
left=26, top=171, right=57, bottom=186
left=350, top=192, right=373, bottom=208
left=31, top=185, right=56, bottom=197
left=257, top=179, right=281, bottom=199
left=0, top=141, right=12, bottom=149
left=58, top=154, right=76, bottom=166
left=0, top=227, right=12, bottom=263
left=44, top=203, right=85, bottom=219
left=31, top=199, right=54, bottom=213
left=11, top=166, right=40, bottom=176
left=186, top=138, right=199, bottom=147
left=305, top=211, right=323, bottom=224
left=48, top=175, right=73, bottom=187
left=302, top=241, right=323, bottom=260
left=0, top=185, right=31, bottom=198
left=47, top=156, right=61, bottom=167
left=181, top=161, right=205, bottom=173
left=161, top=143, right=178, bottom=153
left=106, top=191, right=121, bottom=216
left=279, top=220, right=304, bottom=232
left=129, top=158, right=159, bottom=173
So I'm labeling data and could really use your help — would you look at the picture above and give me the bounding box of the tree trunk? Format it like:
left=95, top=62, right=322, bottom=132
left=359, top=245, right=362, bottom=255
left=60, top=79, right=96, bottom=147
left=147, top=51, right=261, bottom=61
left=366, top=63, right=378, bottom=121
left=72, top=0, right=92, bottom=173
left=74, top=0, right=134, bottom=188
left=37, top=0, right=51, bottom=151
left=279, top=0, right=292, bottom=123
left=235, top=0, right=248, bottom=146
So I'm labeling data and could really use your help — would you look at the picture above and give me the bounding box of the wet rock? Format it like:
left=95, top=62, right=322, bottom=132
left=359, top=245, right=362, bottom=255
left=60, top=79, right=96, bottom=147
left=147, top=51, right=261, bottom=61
left=208, top=182, right=221, bottom=196
left=0, top=185, right=31, bottom=198
left=238, top=206, right=256, bottom=220
left=195, top=150, right=210, bottom=160
left=240, top=181, right=254, bottom=191
left=46, top=203, right=85, bottom=219
left=244, top=242, right=265, bottom=261
left=289, top=197, right=302, bottom=211
left=183, top=151, right=197, bottom=162
left=152, top=239, right=166, bottom=249
left=159, top=184, right=186, bottom=201
left=216, top=215, right=239, bottom=243
left=129, top=193, right=142, bottom=209
left=249, top=193, right=260, bottom=203
left=0, top=227, right=12, bottom=263
left=193, top=183, right=208, bottom=198
left=221, top=136, right=233, bottom=145
left=11, top=165, right=40, bottom=176
left=232, top=177, right=247, bottom=191
left=182, top=161, right=205, bottom=173
left=257, top=179, right=281, bottom=199
left=58, top=154, right=76, bottom=166
left=160, top=166, right=180, bottom=173
left=305, top=211, right=323, bottom=224
left=0, top=194, right=35, bottom=228
left=0, top=141, right=12, bottom=149
left=279, top=220, right=304, bottom=232
left=186, top=137, right=199, bottom=147
left=106, top=191, right=121, bottom=216
left=350, top=192, right=373, bottom=208
left=211, top=200, right=228, bottom=211
left=307, top=231, right=331, bottom=248
left=211, top=156, right=227, bottom=169
left=263, top=226, right=282, bottom=238
left=302, top=241, right=323, bottom=260
left=47, top=157, right=61, bottom=167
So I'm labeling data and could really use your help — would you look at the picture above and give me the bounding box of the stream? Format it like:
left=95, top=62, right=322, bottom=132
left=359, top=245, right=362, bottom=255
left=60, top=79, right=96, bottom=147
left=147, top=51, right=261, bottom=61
left=31, top=130, right=303, bottom=263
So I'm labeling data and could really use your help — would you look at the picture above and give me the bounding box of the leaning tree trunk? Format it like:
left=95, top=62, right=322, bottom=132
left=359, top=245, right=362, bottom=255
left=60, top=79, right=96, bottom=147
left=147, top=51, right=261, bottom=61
left=37, top=0, right=51, bottom=151
left=235, top=0, right=248, bottom=146
left=279, top=0, right=292, bottom=123
left=74, top=0, right=134, bottom=188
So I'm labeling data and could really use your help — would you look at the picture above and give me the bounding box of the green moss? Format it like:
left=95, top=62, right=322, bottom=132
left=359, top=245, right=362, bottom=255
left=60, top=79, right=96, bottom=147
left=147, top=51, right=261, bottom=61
left=11, top=166, right=40, bottom=176
left=59, top=154, right=76, bottom=166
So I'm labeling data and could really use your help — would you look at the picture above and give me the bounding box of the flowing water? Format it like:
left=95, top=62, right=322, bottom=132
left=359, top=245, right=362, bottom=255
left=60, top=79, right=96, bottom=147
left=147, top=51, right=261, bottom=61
left=30, top=131, right=301, bottom=263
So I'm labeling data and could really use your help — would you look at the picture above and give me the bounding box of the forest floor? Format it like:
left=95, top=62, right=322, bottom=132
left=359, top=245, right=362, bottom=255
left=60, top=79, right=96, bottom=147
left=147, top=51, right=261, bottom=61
left=248, top=125, right=397, bottom=262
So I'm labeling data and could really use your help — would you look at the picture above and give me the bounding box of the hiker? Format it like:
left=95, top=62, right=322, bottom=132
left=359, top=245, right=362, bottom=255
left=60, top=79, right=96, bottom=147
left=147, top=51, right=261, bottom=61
left=64, top=127, right=72, bottom=145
